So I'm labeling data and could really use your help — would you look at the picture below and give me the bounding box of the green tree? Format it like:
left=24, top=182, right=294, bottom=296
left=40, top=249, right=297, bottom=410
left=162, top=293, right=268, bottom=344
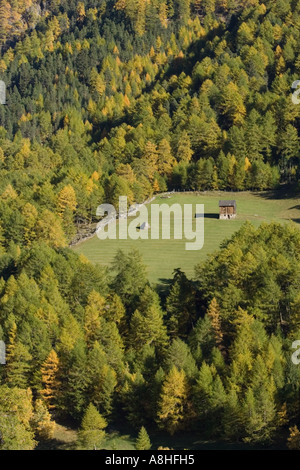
left=31, top=399, right=56, bottom=441
left=157, top=366, right=191, bottom=435
left=77, top=404, right=107, bottom=450
left=0, top=386, right=36, bottom=450
left=111, top=250, right=148, bottom=310
left=136, top=426, right=151, bottom=450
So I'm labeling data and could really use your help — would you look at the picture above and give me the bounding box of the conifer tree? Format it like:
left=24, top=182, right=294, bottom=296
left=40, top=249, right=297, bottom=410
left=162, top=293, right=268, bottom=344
left=130, top=305, right=167, bottom=352
left=84, top=290, right=106, bottom=346
left=65, top=342, right=89, bottom=420
left=157, top=139, right=176, bottom=177
left=206, top=298, right=224, bottom=353
left=57, top=184, right=77, bottom=216
left=5, top=323, right=31, bottom=389
left=0, top=386, right=36, bottom=450
left=77, top=403, right=107, bottom=450
left=6, top=342, right=31, bottom=389
left=177, top=131, right=193, bottom=164
left=287, top=425, right=300, bottom=450
left=40, top=350, right=61, bottom=410
left=5, top=322, right=17, bottom=365
left=32, top=399, right=56, bottom=440
left=136, top=426, right=151, bottom=450
left=157, top=366, right=191, bottom=435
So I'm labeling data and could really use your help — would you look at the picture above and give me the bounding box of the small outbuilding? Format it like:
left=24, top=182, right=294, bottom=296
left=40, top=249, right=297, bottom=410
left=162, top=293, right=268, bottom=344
left=219, top=200, right=237, bottom=219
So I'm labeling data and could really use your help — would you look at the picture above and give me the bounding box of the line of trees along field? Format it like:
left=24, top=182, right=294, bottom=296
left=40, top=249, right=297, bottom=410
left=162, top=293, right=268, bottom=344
left=1, top=0, right=300, bottom=450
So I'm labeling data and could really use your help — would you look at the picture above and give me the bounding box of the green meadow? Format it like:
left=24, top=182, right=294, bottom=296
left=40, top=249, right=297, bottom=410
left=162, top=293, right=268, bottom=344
left=72, top=190, right=300, bottom=285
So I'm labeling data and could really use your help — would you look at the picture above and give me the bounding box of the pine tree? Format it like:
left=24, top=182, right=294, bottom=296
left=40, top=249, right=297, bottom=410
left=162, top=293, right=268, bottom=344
left=0, top=386, right=36, bottom=450
left=130, top=305, right=167, bottom=352
left=219, top=82, right=246, bottom=126
left=242, top=388, right=264, bottom=443
left=5, top=322, right=17, bottom=365
left=166, top=268, right=197, bottom=338
left=84, top=290, right=106, bottom=346
left=6, top=342, right=31, bottom=389
left=88, top=362, right=117, bottom=417
left=5, top=323, right=31, bottom=389
left=206, top=298, right=224, bottom=353
left=40, top=350, right=61, bottom=410
left=278, top=125, right=299, bottom=181
left=32, top=399, right=56, bottom=440
left=157, top=366, right=191, bottom=435
left=136, top=426, right=151, bottom=450
left=57, top=184, right=77, bottom=216
left=141, top=141, right=158, bottom=181
left=222, top=389, right=242, bottom=440
left=193, top=362, right=213, bottom=417
left=0, top=0, right=10, bottom=49
left=164, top=338, right=197, bottom=379
left=65, top=342, right=89, bottom=420
left=157, top=139, right=176, bottom=177
left=36, top=210, right=66, bottom=248
left=77, top=404, right=107, bottom=450
left=287, top=425, right=300, bottom=450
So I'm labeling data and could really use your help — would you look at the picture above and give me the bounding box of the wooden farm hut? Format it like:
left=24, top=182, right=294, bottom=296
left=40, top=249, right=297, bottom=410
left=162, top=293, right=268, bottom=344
left=219, top=200, right=237, bottom=219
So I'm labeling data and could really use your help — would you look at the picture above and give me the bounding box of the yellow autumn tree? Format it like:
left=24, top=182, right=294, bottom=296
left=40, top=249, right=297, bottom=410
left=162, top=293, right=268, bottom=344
left=32, top=399, right=56, bottom=440
left=84, top=290, right=106, bottom=346
left=0, top=0, right=11, bottom=47
left=159, top=2, right=168, bottom=28
left=244, top=156, right=251, bottom=172
left=36, top=210, right=66, bottom=248
left=57, top=184, right=77, bottom=216
left=141, top=141, right=158, bottom=181
left=157, top=366, right=190, bottom=435
left=5, top=322, right=17, bottom=366
left=287, top=425, right=300, bottom=450
left=77, top=2, right=86, bottom=21
left=207, top=297, right=224, bottom=352
left=157, top=139, right=176, bottom=177
left=90, top=68, right=106, bottom=96
left=1, top=184, right=18, bottom=200
left=116, top=163, right=136, bottom=184
left=153, top=179, right=160, bottom=192
left=220, top=82, right=246, bottom=126
left=40, top=350, right=61, bottom=410
left=22, top=203, right=38, bottom=245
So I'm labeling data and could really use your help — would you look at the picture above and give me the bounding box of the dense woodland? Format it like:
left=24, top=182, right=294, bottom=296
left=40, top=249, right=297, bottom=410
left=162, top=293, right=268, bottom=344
left=1, top=0, right=300, bottom=450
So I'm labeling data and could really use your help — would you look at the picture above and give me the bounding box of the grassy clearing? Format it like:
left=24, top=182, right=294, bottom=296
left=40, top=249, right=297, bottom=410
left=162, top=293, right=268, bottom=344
left=72, top=189, right=300, bottom=285
left=102, top=431, right=136, bottom=450
left=36, top=423, right=78, bottom=450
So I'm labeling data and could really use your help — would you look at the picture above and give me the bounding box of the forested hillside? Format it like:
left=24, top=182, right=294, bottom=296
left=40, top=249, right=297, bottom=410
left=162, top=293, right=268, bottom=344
left=1, top=0, right=300, bottom=450
left=0, top=0, right=300, bottom=246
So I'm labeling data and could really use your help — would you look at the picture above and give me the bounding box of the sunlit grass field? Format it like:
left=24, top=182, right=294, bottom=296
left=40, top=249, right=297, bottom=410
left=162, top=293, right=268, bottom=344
left=72, top=190, right=300, bottom=285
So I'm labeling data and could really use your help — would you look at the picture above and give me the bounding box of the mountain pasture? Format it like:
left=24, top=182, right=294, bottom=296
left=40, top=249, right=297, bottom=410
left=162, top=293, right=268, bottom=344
left=72, top=190, right=300, bottom=284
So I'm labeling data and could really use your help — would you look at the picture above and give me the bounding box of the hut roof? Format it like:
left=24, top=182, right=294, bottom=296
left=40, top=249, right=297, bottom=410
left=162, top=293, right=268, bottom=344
left=219, top=200, right=236, bottom=209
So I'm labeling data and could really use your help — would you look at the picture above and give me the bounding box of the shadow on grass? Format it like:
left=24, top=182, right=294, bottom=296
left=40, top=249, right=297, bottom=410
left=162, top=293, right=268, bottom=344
left=144, top=428, right=288, bottom=450
left=202, top=213, right=219, bottom=219
left=253, top=186, right=300, bottom=201
left=155, top=277, right=173, bottom=301
left=36, top=437, right=76, bottom=451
